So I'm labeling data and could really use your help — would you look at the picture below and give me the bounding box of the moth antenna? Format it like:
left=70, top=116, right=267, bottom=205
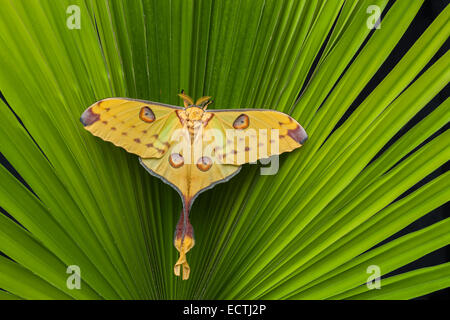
left=195, top=96, right=212, bottom=106
left=178, top=92, right=194, bottom=108
left=202, top=99, right=213, bottom=110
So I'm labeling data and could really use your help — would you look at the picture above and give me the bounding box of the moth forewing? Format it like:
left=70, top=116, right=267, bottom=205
left=202, top=128, right=225, bottom=164
left=170, top=127, right=192, bottom=163
left=258, top=128, right=269, bottom=161
left=270, top=128, right=280, bottom=156
left=226, top=128, right=258, bottom=164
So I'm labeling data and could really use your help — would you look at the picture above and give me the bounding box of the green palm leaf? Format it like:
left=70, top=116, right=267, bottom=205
left=0, top=0, right=448, bottom=299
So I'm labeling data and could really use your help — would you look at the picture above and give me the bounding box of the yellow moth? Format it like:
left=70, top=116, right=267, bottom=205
left=80, top=92, right=307, bottom=280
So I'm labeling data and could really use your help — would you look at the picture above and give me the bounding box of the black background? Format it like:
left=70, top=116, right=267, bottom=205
left=0, top=0, right=448, bottom=301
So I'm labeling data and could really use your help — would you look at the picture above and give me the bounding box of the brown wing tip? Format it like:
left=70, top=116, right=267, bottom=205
left=288, top=124, right=308, bottom=145
left=80, top=107, right=100, bottom=127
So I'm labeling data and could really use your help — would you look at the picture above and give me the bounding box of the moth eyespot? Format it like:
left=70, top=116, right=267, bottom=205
left=233, top=114, right=249, bottom=129
left=169, top=153, right=184, bottom=168
left=196, top=156, right=212, bottom=172
left=139, top=106, right=155, bottom=123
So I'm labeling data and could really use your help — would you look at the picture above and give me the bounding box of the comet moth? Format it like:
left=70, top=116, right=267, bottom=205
left=80, top=92, right=308, bottom=280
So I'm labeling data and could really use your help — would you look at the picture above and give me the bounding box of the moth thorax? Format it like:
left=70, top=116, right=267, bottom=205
left=186, top=107, right=204, bottom=121
left=187, top=120, right=203, bottom=140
